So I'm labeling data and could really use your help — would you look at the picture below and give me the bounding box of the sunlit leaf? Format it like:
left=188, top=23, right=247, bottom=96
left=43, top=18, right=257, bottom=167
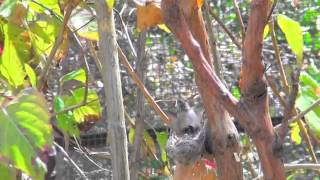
left=24, top=64, right=36, bottom=87
left=158, top=24, right=171, bottom=33
left=29, top=19, right=61, bottom=57
left=54, top=96, right=79, bottom=136
left=106, top=0, right=115, bottom=9
left=300, top=71, right=319, bottom=89
left=128, top=128, right=135, bottom=144
left=0, top=23, right=29, bottom=87
left=143, top=130, right=157, bottom=156
left=263, top=24, right=269, bottom=39
left=156, top=132, right=168, bottom=162
left=28, top=0, right=62, bottom=18
left=277, top=14, right=303, bottom=64
left=296, top=94, right=320, bottom=139
left=231, top=86, right=241, bottom=100
left=0, top=88, right=52, bottom=179
left=290, top=122, right=301, bottom=144
left=78, top=31, right=99, bottom=41
left=54, top=88, right=101, bottom=136
left=60, top=68, right=86, bottom=84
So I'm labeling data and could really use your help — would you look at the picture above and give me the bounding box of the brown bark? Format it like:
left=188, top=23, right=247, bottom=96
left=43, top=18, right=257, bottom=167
left=160, top=0, right=286, bottom=179
left=162, top=0, right=243, bottom=179
left=173, top=160, right=216, bottom=180
left=240, top=0, right=285, bottom=179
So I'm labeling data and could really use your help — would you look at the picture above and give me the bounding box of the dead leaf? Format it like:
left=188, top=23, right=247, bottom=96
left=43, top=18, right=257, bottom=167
left=136, top=2, right=163, bottom=32
left=196, top=0, right=204, bottom=8
left=9, top=2, right=27, bottom=26
left=315, top=87, right=320, bottom=96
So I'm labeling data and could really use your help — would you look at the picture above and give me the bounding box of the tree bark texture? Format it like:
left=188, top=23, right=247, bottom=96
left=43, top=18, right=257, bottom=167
left=130, top=32, right=147, bottom=180
left=162, top=1, right=243, bottom=179
left=95, top=1, right=130, bottom=180
left=160, top=0, right=286, bottom=179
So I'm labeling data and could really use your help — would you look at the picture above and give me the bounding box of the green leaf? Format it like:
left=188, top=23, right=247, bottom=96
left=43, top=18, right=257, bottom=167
left=67, top=88, right=100, bottom=122
left=54, top=88, right=101, bottom=136
left=231, top=86, right=241, bottom=100
left=24, top=64, right=36, bottom=87
left=0, top=0, right=17, bottom=19
left=0, top=23, right=30, bottom=87
left=106, top=0, right=115, bottom=9
left=156, top=132, right=168, bottom=163
left=300, top=71, right=319, bottom=89
left=277, top=14, right=304, bottom=64
left=60, top=68, right=86, bottom=85
left=128, top=127, right=135, bottom=144
left=0, top=88, right=52, bottom=179
left=28, top=0, right=62, bottom=18
left=296, top=94, right=320, bottom=138
left=143, top=130, right=157, bottom=156
left=29, top=19, right=61, bottom=57
left=54, top=96, right=80, bottom=136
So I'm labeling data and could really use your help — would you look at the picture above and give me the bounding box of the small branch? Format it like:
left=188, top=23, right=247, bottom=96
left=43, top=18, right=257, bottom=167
left=269, top=20, right=289, bottom=93
left=117, top=47, right=171, bottom=125
left=269, top=17, right=317, bottom=163
left=37, top=2, right=75, bottom=89
left=266, top=76, right=287, bottom=108
left=278, top=69, right=300, bottom=142
left=206, top=6, right=242, bottom=49
left=87, top=41, right=103, bottom=73
left=114, top=9, right=137, bottom=58
left=204, top=2, right=222, bottom=78
left=54, top=142, right=87, bottom=179
left=232, top=0, right=245, bottom=40
left=73, top=16, right=96, bottom=33
left=73, top=136, right=110, bottom=172
left=266, top=0, right=278, bottom=24
left=69, top=32, right=91, bottom=103
left=30, top=0, right=63, bottom=20
left=284, top=163, right=320, bottom=171
left=275, top=98, right=320, bottom=131
left=130, top=31, right=147, bottom=180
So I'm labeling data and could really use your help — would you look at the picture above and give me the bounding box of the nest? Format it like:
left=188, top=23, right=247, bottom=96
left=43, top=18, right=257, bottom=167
left=166, top=123, right=207, bottom=165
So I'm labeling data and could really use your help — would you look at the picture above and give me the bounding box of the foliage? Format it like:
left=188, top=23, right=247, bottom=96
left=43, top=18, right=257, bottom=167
left=54, top=87, right=101, bottom=136
left=0, top=88, right=52, bottom=179
left=0, top=0, right=319, bottom=179
left=0, top=0, right=102, bottom=178
left=295, top=64, right=320, bottom=141
left=277, top=14, right=304, bottom=64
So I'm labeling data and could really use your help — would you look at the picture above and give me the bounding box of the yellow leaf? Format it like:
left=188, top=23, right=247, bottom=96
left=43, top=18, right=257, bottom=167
left=263, top=24, right=269, bottom=39
left=78, top=32, right=99, bottom=41
left=290, top=122, right=302, bottom=144
left=158, top=24, right=171, bottom=33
